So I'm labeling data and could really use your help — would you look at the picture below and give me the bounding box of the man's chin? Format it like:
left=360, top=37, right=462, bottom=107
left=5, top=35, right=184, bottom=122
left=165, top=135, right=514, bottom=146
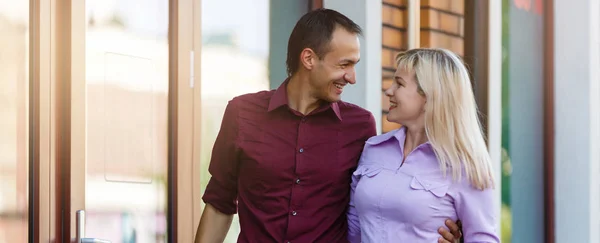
left=324, top=95, right=341, bottom=103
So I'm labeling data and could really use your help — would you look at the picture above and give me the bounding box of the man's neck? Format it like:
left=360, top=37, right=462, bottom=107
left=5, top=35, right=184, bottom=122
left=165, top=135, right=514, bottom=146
left=286, top=74, right=322, bottom=115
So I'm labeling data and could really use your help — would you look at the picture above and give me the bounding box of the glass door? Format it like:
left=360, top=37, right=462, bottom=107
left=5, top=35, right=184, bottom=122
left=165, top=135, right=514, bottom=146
left=35, top=0, right=200, bottom=242
left=0, top=1, right=30, bottom=242
left=81, top=0, right=170, bottom=242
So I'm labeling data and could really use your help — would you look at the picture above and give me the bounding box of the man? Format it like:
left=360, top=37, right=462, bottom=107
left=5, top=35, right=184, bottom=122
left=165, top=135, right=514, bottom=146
left=195, top=8, right=461, bottom=243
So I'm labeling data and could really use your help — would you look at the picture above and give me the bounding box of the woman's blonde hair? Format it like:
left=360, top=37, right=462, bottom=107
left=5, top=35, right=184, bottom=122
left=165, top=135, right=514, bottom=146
left=395, top=48, right=494, bottom=190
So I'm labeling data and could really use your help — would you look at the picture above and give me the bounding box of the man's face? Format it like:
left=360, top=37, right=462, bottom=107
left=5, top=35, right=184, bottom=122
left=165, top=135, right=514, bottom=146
left=309, top=27, right=360, bottom=103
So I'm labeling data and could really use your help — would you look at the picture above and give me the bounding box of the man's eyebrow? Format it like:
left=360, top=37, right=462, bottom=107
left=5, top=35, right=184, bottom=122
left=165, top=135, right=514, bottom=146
left=340, top=58, right=360, bottom=64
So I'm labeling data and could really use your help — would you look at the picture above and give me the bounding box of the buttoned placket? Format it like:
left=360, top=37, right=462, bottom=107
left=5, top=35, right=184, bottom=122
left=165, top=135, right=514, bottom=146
left=285, top=115, right=308, bottom=241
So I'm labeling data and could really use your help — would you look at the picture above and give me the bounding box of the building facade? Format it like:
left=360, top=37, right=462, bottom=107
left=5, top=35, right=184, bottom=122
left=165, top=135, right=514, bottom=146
left=0, top=0, right=598, bottom=242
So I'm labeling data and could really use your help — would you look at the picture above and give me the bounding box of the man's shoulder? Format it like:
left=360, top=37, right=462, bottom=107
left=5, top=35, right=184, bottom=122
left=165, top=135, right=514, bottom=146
left=231, top=89, right=275, bottom=103
left=337, top=100, right=374, bottom=122
left=227, top=89, right=275, bottom=110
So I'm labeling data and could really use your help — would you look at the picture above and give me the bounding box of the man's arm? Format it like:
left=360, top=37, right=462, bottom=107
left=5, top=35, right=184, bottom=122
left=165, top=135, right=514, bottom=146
left=195, top=203, right=233, bottom=243
left=195, top=99, right=242, bottom=242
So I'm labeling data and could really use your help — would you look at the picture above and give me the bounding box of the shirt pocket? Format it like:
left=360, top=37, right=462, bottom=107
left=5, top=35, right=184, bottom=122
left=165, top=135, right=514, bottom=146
left=409, top=175, right=450, bottom=198
left=406, top=175, right=454, bottom=228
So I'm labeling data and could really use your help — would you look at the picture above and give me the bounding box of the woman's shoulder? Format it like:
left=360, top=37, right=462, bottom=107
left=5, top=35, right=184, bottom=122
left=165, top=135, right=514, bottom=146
left=364, top=127, right=404, bottom=146
left=445, top=167, right=497, bottom=197
left=356, top=128, right=405, bottom=174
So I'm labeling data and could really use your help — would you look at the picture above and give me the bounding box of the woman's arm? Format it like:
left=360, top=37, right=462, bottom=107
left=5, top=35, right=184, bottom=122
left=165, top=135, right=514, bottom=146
left=453, top=182, right=500, bottom=243
left=347, top=170, right=362, bottom=243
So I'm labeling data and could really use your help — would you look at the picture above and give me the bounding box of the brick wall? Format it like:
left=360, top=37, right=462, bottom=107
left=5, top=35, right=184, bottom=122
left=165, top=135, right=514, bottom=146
left=420, top=0, right=464, bottom=56
left=381, top=0, right=408, bottom=133
left=381, top=0, right=465, bottom=133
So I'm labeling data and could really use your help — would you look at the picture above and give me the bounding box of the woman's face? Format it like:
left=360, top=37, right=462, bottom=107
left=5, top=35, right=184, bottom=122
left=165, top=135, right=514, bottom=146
left=384, top=68, right=427, bottom=126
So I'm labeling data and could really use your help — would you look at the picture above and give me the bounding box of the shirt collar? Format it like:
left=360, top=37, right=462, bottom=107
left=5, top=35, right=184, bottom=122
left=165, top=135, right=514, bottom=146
left=268, top=78, right=342, bottom=121
left=367, top=126, right=432, bottom=149
left=366, top=127, right=402, bottom=145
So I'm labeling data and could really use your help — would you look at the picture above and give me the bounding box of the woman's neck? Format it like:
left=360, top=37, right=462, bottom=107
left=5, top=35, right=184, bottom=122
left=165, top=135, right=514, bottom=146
left=403, top=125, right=428, bottom=152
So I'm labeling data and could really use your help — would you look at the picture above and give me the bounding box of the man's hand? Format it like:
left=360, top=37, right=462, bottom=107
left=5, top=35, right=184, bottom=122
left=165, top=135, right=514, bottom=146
left=437, top=219, right=463, bottom=243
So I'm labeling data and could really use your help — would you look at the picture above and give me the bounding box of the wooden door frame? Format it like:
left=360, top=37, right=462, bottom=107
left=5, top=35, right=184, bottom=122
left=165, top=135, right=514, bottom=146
left=464, top=0, right=490, bottom=137
left=191, top=0, right=203, bottom=239
left=30, top=0, right=54, bottom=241
left=309, top=0, right=323, bottom=10
left=171, top=0, right=201, bottom=242
left=542, top=0, right=555, bottom=242
left=31, top=0, right=200, bottom=242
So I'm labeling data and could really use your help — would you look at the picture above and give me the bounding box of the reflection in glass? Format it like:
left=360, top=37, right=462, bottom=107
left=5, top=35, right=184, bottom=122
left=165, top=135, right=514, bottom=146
left=501, top=1, right=512, bottom=242
left=85, top=1, right=168, bottom=242
left=0, top=1, right=29, bottom=242
left=200, top=0, right=270, bottom=242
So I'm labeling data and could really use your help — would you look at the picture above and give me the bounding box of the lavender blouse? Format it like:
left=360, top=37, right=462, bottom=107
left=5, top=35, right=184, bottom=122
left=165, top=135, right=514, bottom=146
left=347, top=127, right=500, bottom=243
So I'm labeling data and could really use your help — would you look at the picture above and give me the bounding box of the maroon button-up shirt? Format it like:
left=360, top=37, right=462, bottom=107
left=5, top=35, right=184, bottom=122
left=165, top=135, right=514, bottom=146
left=202, top=80, right=376, bottom=243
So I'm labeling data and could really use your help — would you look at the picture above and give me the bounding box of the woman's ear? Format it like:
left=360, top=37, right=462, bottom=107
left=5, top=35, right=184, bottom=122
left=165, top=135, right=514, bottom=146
left=300, top=48, right=316, bottom=71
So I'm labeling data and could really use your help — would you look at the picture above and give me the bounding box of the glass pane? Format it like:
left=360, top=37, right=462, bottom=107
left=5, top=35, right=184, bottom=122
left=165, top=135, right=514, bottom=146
left=85, top=1, right=169, bottom=242
left=502, top=0, right=546, bottom=242
left=200, top=0, right=270, bottom=241
left=0, top=1, right=29, bottom=242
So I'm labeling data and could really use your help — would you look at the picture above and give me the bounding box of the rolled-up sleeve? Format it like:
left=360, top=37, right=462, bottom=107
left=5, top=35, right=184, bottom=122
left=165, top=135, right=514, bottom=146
left=453, top=181, right=500, bottom=243
left=202, top=99, right=241, bottom=215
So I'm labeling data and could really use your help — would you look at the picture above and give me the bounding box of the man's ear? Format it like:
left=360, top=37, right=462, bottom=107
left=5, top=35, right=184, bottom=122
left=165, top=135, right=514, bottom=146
left=300, top=48, right=317, bottom=71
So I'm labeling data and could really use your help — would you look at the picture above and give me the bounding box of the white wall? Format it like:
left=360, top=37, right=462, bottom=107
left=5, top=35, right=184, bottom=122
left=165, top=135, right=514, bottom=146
left=487, top=0, right=503, bottom=240
left=554, top=0, right=600, bottom=242
left=591, top=0, right=600, bottom=239
left=323, top=0, right=382, bottom=134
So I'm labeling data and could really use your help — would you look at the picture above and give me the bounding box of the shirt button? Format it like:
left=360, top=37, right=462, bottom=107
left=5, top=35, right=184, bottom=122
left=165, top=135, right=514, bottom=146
left=292, top=211, right=297, bottom=216
left=301, top=117, right=307, bottom=122
left=295, top=178, right=300, bottom=184
left=299, top=148, right=304, bottom=153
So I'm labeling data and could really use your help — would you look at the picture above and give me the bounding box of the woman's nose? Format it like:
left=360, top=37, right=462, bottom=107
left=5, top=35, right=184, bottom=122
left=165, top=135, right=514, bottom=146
left=384, top=85, right=394, bottom=97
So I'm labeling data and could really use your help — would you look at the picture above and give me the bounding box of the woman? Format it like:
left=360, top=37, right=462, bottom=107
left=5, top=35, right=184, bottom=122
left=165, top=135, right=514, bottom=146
left=347, top=48, right=499, bottom=243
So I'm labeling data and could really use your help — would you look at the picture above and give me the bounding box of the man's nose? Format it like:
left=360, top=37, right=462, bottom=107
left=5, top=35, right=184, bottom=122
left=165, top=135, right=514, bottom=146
left=344, top=69, right=356, bottom=84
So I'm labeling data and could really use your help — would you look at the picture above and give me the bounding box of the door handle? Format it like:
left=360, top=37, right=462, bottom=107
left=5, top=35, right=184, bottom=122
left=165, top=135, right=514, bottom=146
left=76, top=210, right=112, bottom=243
left=81, top=239, right=111, bottom=243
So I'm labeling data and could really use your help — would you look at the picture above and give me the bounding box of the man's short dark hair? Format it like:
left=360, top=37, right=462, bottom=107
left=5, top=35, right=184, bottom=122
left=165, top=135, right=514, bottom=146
left=286, top=8, right=362, bottom=76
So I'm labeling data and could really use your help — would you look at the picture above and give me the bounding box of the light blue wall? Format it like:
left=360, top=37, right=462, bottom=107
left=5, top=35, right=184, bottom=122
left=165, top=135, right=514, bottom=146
left=268, top=1, right=308, bottom=90
left=322, top=0, right=382, bottom=133
left=504, top=0, right=545, bottom=242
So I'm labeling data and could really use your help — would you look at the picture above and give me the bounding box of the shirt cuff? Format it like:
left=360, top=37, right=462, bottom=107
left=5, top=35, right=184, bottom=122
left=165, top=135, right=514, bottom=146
left=202, top=177, right=238, bottom=215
